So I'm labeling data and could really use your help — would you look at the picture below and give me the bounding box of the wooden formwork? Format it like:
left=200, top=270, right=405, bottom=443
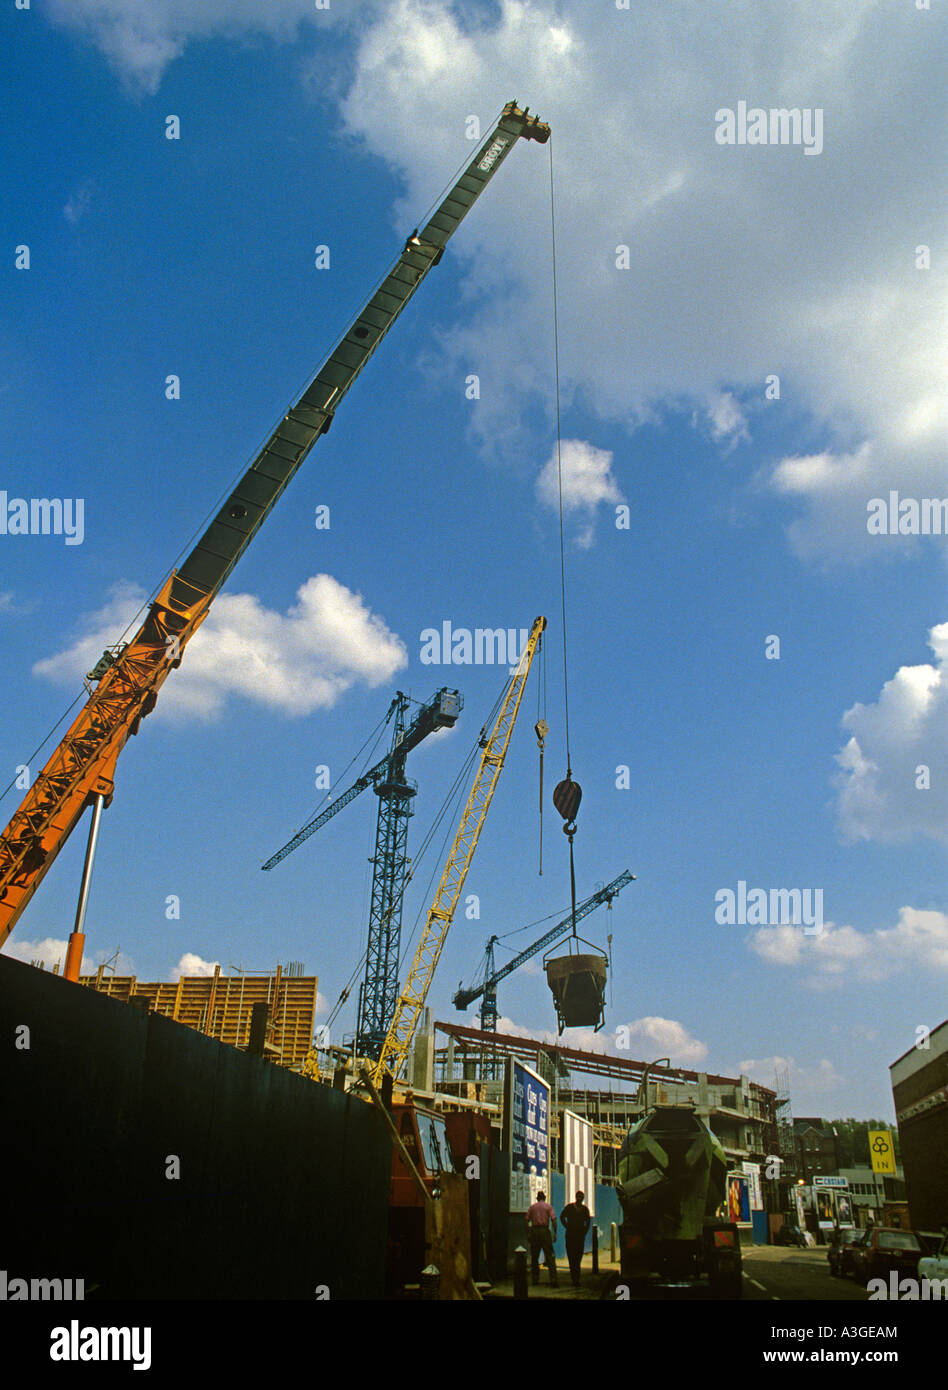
left=80, top=965, right=319, bottom=1068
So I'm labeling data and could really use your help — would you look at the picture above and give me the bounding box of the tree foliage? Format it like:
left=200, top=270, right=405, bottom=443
left=827, top=1117, right=901, bottom=1168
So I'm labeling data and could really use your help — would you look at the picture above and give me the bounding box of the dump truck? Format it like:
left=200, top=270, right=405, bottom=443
left=613, top=1104, right=742, bottom=1298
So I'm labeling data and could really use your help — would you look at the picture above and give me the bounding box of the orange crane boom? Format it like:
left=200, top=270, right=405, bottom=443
left=0, top=101, right=550, bottom=949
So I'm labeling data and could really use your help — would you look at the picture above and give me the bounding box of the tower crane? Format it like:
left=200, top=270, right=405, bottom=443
left=262, top=687, right=461, bottom=1058
left=0, top=101, right=550, bottom=965
left=453, top=869, right=635, bottom=1032
left=368, top=616, right=547, bottom=1088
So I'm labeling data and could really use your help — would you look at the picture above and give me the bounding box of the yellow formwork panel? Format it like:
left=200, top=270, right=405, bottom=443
left=80, top=969, right=319, bottom=1068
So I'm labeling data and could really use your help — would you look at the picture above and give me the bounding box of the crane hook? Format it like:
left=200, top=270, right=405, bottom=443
left=553, top=774, right=582, bottom=935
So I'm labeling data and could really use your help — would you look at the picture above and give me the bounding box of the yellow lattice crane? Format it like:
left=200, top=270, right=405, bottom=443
left=369, top=616, right=547, bottom=1088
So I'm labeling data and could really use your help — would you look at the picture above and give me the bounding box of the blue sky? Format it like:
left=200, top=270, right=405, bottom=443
left=2, top=0, right=945, bottom=1119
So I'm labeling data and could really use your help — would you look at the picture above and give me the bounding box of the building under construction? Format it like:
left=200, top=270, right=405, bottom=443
left=81, top=962, right=319, bottom=1069
left=406, top=1018, right=778, bottom=1184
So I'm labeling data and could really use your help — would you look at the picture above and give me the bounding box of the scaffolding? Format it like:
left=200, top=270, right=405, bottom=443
left=774, top=1063, right=796, bottom=1180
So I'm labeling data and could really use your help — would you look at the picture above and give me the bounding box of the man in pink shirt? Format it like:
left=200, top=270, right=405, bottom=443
left=525, top=1190, right=559, bottom=1287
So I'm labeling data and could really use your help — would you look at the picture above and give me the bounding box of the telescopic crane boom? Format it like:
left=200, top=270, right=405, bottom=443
left=0, top=102, right=549, bottom=949
left=369, top=615, right=546, bottom=1087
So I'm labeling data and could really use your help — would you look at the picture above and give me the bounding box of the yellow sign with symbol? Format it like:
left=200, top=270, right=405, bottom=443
left=868, top=1129, right=896, bottom=1174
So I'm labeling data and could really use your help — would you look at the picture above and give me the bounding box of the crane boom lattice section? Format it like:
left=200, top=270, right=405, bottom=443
left=371, top=616, right=546, bottom=1086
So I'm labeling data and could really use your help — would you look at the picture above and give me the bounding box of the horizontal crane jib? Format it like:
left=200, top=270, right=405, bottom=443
left=453, top=869, right=635, bottom=1009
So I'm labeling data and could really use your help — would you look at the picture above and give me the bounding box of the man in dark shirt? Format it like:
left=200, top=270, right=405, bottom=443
left=560, top=1191, right=592, bottom=1287
left=525, top=1190, right=558, bottom=1286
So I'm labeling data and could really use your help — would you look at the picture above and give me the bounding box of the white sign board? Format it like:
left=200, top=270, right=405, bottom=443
left=563, top=1109, right=595, bottom=1218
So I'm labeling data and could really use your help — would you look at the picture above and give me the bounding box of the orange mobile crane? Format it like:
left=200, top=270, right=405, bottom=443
left=0, top=102, right=550, bottom=968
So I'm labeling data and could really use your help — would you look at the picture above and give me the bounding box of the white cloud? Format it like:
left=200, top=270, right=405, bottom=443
left=706, top=392, right=749, bottom=448
left=64, top=180, right=95, bottom=224
left=748, top=907, right=948, bottom=985
left=4, top=936, right=75, bottom=973
left=169, top=951, right=219, bottom=980
left=614, top=1016, right=709, bottom=1068
left=45, top=0, right=328, bottom=95
left=45, top=2, right=946, bottom=561
left=334, top=0, right=946, bottom=560
left=493, top=1013, right=545, bottom=1038
left=494, top=1012, right=708, bottom=1067
left=2, top=936, right=134, bottom=976
left=833, top=622, right=948, bottom=844
left=32, top=575, right=408, bottom=720
left=536, top=438, right=623, bottom=546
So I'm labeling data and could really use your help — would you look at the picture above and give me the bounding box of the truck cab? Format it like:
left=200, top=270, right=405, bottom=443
left=390, top=1100, right=457, bottom=1206
left=387, top=1100, right=458, bottom=1292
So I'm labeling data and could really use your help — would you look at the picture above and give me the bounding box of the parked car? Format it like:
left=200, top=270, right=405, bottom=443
left=916, top=1230, right=945, bottom=1257
left=850, top=1227, right=922, bottom=1284
left=918, top=1233, right=948, bottom=1286
left=827, top=1228, right=866, bottom=1277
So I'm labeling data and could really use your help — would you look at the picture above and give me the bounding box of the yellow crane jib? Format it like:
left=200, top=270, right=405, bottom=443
left=369, top=616, right=547, bottom=1088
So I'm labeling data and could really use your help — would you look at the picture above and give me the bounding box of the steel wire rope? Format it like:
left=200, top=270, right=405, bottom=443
left=549, top=135, right=571, bottom=779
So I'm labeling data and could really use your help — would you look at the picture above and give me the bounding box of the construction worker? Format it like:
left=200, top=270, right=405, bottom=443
left=560, top=1191, right=592, bottom=1287
left=525, top=1190, right=558, bottom=1286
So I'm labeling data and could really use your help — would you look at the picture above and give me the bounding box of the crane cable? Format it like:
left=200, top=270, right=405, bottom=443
left=548, top=135, right=582, bottom=938
left=279, top=705, right=390, bottom=851
left=550, top=135, right=570, bottom=782
left=0, top=689, right=87, bottom=807
left=535, top=642, right=547, bottom=875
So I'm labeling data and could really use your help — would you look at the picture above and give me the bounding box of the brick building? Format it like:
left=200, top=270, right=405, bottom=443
left=890, top=1020, right=948, bottom=1230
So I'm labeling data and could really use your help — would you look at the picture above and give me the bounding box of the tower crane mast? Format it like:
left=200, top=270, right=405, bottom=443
left=263, top=687, right=462, bottom=1058
left=369, top=616, right=546, bottom=1088
left=0, top=101, right=550, bottom=951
